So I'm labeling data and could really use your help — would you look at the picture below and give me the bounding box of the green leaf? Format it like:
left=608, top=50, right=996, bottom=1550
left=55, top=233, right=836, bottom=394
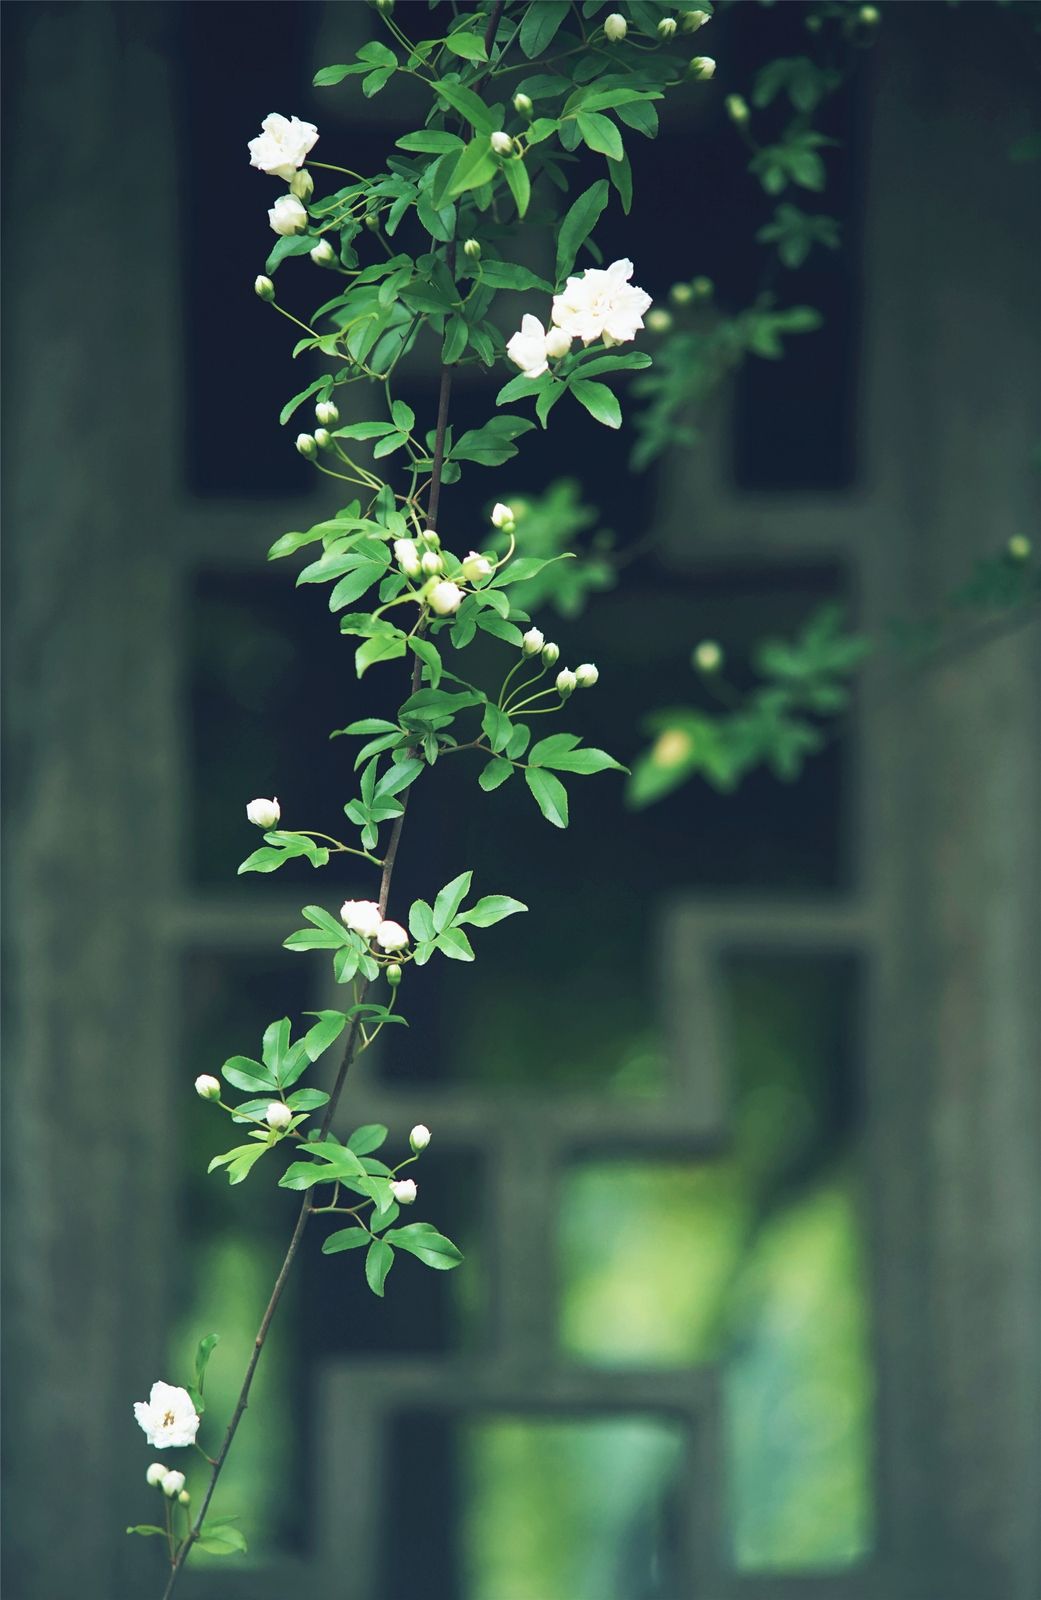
left=433, top=79, right=495, bottom=134
left=365, top=1237, right=395, bottom=1297
left=520, top=0, right=569, bottom=57
left=347, top=1123, right=389, bottom=1155
left=479, top=756, right=513, bottom=791
left=477, top=260, right=551, bottom=294
left=503, top=157, right=532, bottom=219
left=387, top=1222, right=464, bottom=1269
left=194, top=1333, right=219, bottom=1394
left=197, top=1524, right=248, bottom=1557
left=570, top=378, right=622, bottom=429
left=435, top=926, right=476, bottom=961
left=356, top=632, right=407, bottom=677
left=576, top=111, right=623, bottom=162
left=409, top=635, right=443, bottom=687
left=221, top=1056, right=274, bottom=1094
left=444, top=29, right=487, bottom=61
left=530, top=740, right=626, bottom=774
left=456, top=895, right=527, bottom=927
left=396, top=130, right=464, bottom=154
left=433, top=870, right=473, bottom=932
left=556, top=179, right=609, bottom=281
left=525, top=767, right=569, bottom=828
left=126, top=1526, right=167, bottom=1539
left=409, top=898, right=436, bottom=941
left=481, top=702, right=513, bottom=753
left=322, top=1227, right=370, bottom=1253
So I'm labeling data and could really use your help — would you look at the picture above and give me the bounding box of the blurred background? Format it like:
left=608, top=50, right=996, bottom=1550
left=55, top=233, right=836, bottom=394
left=2, top=3, right=1039, bottom=1599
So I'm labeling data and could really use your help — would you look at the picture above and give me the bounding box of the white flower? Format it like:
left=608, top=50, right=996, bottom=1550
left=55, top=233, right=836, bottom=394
left=266, top=1101, right=292, bottom=1130
left=544, top=326, right=573, bottom=360
left=246, top=796, right=280, bottom=829
left=376, top=919, right=409, bottom=951
left=682, top=8, right=711, bottom=31
left=409, top=1124, right=431, bottom=1152
left=310, top=238, right=335, bottom=266
left=556, top=668, right=577, bottom=696
left=491, top=502, right=515, bottom=529
left=315, top=400, right=339, bottom=426
left=490, top=131, right=513, bottom=156
left=522, top=627, right=545, bottom=656
left=195, top=1075, right=221, bottom=1101
left=146, top=1462, right=168, bottom=1488
left=551, top=259, right=652, bottom=347
left=506, top=314, right=552, bottom=379
left=391, top=1178, right=418, bottom=1204
left=161, top=1470, right=186, bottom=1499
left=421, top=550, right=444, bottom=577
left=690, top=55, right=715, bottom=79
left=604, top=13, right=628, bottom=41
left=394, top=538, right=422, bottom=578
left=427, top=580, right=464, bottom=616
left=575, top=662, right=599, bottom=687
left=340, top=900, right=383, bottom=940
left=268, top=194, right=308, bottom=236
left=462, top=551, right=493, bottom=584
left=248, top=113, right=319, bottom=179
left=296, top=432, right=317, bottom=459
left=133, top=1383, right=200, bottom=1450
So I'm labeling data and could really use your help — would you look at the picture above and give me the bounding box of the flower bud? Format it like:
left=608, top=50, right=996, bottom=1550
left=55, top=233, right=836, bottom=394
left=314, top=427, right=332, bottom=450
left=462, top=550, right=493, bottom=584
left=363, top=213, right=379, bottom=230
left=394, top=538, right=422, bottom=578
left=725, top=93, right=750, bottom=124
left=266, top=1101, right=292, bottom=1131
left=195, top=1075, right=221, bottom=1102
left=178, top=1490, right=191, bottom=1506
left=290, top=168, right=314, bottom=201
left=391, top=1178, right=418, bottom=1205
left=420, top=527, right=441, bottom=550
left=310, top=237, right=336, bottom=267
left=513, top=91, right=533, bottom=116
left=544, top=326, right=573, bottom=360
left=296, top=433, right=317, bottom=460
left=604, top=12, right=627, bottom=41
left=693, top=639, right=723, bottom=674
left=522, top=627, right=545, bottom=656
left=421, top=549, right=444, bottom=577
left=427, top=579, right=465, bottom=616
left=463, top=237, right=481, bottom=260
left=859, top=4, right=880, bottom=23
left=658, top=16, right=678, bottom=36
left=1007, top=534, right=1032, bottom=562
left=146, top=1463, right=168, bottom=1488
left=386, top=962, right=402, bottom=987
left=542, top=641, right=560, bottom=667
left=161, top=1471, right=186, bottom=1499
left=376, top=919, right=409, bottom=951
left=575, top=662, right=599, bottom=688
left=556, top=668, right=577, bottom=696
left=268, top=193, right=308, bottom=236
left=490, top=131, right=513, bottom=156
left=315, top=400, right=340, bottom=426
left=246, top=796, right=280, bottom=829
left=409, top=1124, right=431, bottom=1152
left=376, top=0, right=394, bottom=11
left=340, top=899, right=383, bottom=939
left=254, top=275, right=276, bottom=302
left=691, top=275, right=714, bottom=299
left=491, top=502, right=516, bottom=530
left=682, top=8, right=711, bottom=30
left=646, top=308, right=672, bottom=333
left=690, top=55, right=716, bottom=79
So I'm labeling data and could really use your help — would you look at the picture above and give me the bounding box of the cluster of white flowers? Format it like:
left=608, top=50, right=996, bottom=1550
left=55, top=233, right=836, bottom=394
left=248, top=112, right=320, bottom=235
left=134, top=1382, right=200, bottom=1450
left=145, top=1462, right=189, bottom=1501
left=340, top=899, right=408, bottom=953
left=390, top=514, right=502, bottom=618
left=507, top=259, right=652, bottom=379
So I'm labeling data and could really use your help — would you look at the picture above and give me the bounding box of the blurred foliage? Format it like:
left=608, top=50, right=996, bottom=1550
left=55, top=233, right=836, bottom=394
left=490, top=479, right=618, bottom=618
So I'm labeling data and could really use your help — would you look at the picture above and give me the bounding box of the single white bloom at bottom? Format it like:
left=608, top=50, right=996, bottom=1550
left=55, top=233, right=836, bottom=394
left=391, top=1178, right=418, bottom=1204
left=133, top=1382, right=200, bottom=1450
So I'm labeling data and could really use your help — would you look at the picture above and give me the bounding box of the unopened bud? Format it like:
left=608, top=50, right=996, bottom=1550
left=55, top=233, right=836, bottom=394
left=296, top=432, right=317, bottom=460
left=693, top=639, right=723, bottom=674
left=491, top=502, right=515, bottom=530
left=513, top=92, right=533, bottom=116
left=161, top=1471, right=186, bottom=1499
left=376, top=0, right=394, bottom=11
left=315, top=400, right=339, bottom=426
left=544, top=326, right=573, bottom=360
left=195, top=1075, right=221, bottom=1102
left=420, top=527, right=441, bottom=550
left=575, top=662, right=599, bottom=688
left=290, top=169, right=314, bottom=201
left=691, top=275, right=714, bottom=299
left=1008, top=534, right=1032, bottom=562
left=376, top=920, right=409, bottom=951
left=421, top=549, right=444, bottom=577
left=646, top=308, right=672, bottom=333
left=462, top=550, right=493, bottom=584
left=364, top=213, right=379, bottom=230
left=386, top=962, right=402, bottom=987
left=542, top=642, right=560, bottom=667
left=522, top=627, right=545, bottom=656
left=858, top=4, right=880, bottom=23
left=691, top=55, right=716, bottom=79
left=669, top=281, right=694, bottom=306
left=391, top=1178, right=418, bottom=1204
left=178, top=1490, right=191, bottom=1506
left=682, top=8, right=711, bottom=30
left=556, top=668, right=577, bottom=696
left=658, top=16, right=678, bottom=37
left=426, top=579, right=464, bottom=616
left=254, top=275, right=276, bottom=302
left=604, top=12, right=628, bottom=41
left=146, top=1463, right=168, bottom=1488
left=266, top=1101, right=292, bottom=1131
left=313, top=427, right=332, bottom=450
left=409, top=1124, right=431, bottom=1152
left=310, top=237, right=336, bottom=267
left=490, top=131, right=513, bottom=156
left=394, top=538, right=422, bottom=578
left=246, top=796, right=280, bottom=828
left=725, top=93, right=749, bottom=124
left=463, top=237, right=481, bottom=260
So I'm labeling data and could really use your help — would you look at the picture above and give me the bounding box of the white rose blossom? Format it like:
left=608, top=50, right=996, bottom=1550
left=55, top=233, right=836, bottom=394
left=376, top=919, right=409, bottom=951
left=268, top=193, right=308, bottom=236
left=133, top=1382, right=200, bottom=1450
left=551, top=258, right=652, bottom=347
left=506, top=314, right=553, bottom=379
left=391, top=1178, right=418, bottom=1204
left=461, top=551, right=493, bottom=584
left=340, top=899, right=384, bottom=940
left=544, top=325, right=573, bottom=360
left=246, top=796, right=280, bottom=829
left=248, top=113, right=319, bottom=179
